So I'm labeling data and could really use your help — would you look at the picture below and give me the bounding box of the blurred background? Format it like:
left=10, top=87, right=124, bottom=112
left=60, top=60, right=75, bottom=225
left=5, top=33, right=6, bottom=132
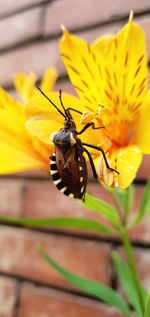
left=0, top=1, right=150, bottom=316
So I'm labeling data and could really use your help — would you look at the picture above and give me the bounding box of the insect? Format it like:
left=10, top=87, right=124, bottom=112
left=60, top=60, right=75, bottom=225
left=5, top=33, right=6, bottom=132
left=37, top=87, right=119, bottom=201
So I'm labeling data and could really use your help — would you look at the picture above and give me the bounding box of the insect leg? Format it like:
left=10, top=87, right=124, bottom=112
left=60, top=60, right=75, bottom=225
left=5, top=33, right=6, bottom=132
left=77, top=122, right=105, bottom=135
left=82, top=143, right=119, bottom=174
left=66, top=107, right=83, bottom=115
left=83, top=148, right=98, bottom=179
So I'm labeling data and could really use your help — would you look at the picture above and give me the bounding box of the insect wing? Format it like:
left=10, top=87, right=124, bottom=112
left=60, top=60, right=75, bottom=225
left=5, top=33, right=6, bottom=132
left=50, top=145, right=87, bottom=200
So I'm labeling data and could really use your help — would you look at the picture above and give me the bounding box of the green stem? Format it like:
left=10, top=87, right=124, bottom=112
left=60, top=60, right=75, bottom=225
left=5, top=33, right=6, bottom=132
left=120, top=228, right=145, bottom=315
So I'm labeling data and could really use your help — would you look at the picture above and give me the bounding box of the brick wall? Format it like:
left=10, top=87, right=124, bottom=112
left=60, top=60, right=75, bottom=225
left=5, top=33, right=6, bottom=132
left=0, top=1, right=150, bottom=316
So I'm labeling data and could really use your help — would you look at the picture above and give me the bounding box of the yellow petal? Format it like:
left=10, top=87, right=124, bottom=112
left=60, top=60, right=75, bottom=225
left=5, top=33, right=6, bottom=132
left=60, top=30, right=106, bottom=112
left=14, top=72, right=36, bottom=104
left=92, top=35, right=114, bottom=57
left=41, top=68, right=57, bottom=92
left=111, top=145, right=142, bottom=189
left=0, top=88, right=50, bottom=174
left=100, top=17, right=148, bottom=119
left=130, top=90, right=150, bottom=154
left=0, top=140, right=50, bottom=174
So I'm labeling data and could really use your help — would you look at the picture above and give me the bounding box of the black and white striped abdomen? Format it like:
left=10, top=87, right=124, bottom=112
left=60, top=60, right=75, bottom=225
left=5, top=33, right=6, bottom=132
left=50, top=153, right=74, bottom=198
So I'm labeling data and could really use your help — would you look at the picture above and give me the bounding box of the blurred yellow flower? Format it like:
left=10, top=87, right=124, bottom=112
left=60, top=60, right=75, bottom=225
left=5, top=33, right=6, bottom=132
left=26, top=16, right=150, bottom=189
left=0, top=68, right=57, bottom=174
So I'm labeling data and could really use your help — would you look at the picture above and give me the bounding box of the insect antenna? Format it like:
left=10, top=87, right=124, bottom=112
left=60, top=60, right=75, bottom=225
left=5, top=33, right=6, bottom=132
left=36, top=85, right=66, bottom=119
left=59, top=89, right=67, bottom=114
left=59, top=89, right=72, bottom=120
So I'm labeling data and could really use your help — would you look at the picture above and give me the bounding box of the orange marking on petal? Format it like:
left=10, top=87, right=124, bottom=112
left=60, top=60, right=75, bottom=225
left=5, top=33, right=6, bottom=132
left=105, top=67, right=111, bottom=79
left=130, top=83, right=135, bottom=96
left=114, top=54, right=117, bottom=62
left=113, top=108, right=118, bottom=115
left=124, top=51, right=128, bottom=67
left=82, top=58, right=95, bottom=80
left=114, top=38, right=118, bottom=49
left=114, top=95, right=119, bottom=106
left=134, top=65, right=141, bottom=78
left=139, top=78, right=146, bottom=90
left=138, top=55, right=144, bottom=64
left=92, top=52, right=96, bottom=63
left=104, top=90, right=112, bottom=100
left=74, top=85, right=84, bottom=93
left=81, top=79, right=89, bottom=89
left=87, top=43, right=91, bottom=55
left=61, top=53, right=71, bottom=61
left=107, top=80, right=113, bottom=92
left=136, top=85, right=145, bottom=97
left=133, top=102, right=142, bottom=112
left=96, top=85, right=101, bottom=96
left=68, top=65, right=80, bottom=76
left=113, top=72, right=117, bottom=86
left=92, top=94, right=97, bottom=103
left=123, top=98, right=127, bottom=105
left=98, top=65, right=102, bottom=79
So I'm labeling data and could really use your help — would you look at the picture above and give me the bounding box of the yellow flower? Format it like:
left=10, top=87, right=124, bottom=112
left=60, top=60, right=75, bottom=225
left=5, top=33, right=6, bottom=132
left=0, top=68, right=57, bottom=174
left=26, top=15, right=150, bottom=189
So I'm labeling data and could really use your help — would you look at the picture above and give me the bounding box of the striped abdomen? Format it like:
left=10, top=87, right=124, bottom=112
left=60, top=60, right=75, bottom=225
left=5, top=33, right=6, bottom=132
left=50, top=151, right=87, bottom=200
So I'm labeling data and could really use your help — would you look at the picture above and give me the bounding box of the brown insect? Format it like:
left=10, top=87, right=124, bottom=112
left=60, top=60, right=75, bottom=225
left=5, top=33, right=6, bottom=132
left=37, top=87, right=119, bottom=201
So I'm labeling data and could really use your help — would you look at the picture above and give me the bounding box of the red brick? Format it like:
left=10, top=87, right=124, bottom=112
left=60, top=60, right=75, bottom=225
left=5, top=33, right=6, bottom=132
left=1, top=15, right=150, bottom=87
left=44, top=0, right=150, bottom=35
left=0, top=0, right=45, bottom=17
left=0, top=178, right=25, bottom=217
left=0, top=38, right=61, bottom=87
left=0, top=226, right=112, bottom=289
left=137, top=155, right=150, bottom=179
left=0, top=276, right=17, bottom=317
left=24, top=180, right=113, bottom=224
left=18, top=282, right=125, bottom=317
left=0, top=7, right=43, bottom=50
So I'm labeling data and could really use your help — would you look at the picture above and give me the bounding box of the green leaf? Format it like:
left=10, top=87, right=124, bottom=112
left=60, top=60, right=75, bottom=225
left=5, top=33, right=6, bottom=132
left=145, top=293, right=150, bottom=317
left=113, top=185, right=134, bottom=215
left=132, top=179, right=150, bottom=225
left=124, top=185, right=134, bottom=216
left=81, top=193, right=120, bottom=228
left=113, top=188, right=126, bottom=210
left=39, top=246, right=131, bottom=316
left=112, top=252, right=147, bottom=317
left=0, top=215, right=115, bottom=234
